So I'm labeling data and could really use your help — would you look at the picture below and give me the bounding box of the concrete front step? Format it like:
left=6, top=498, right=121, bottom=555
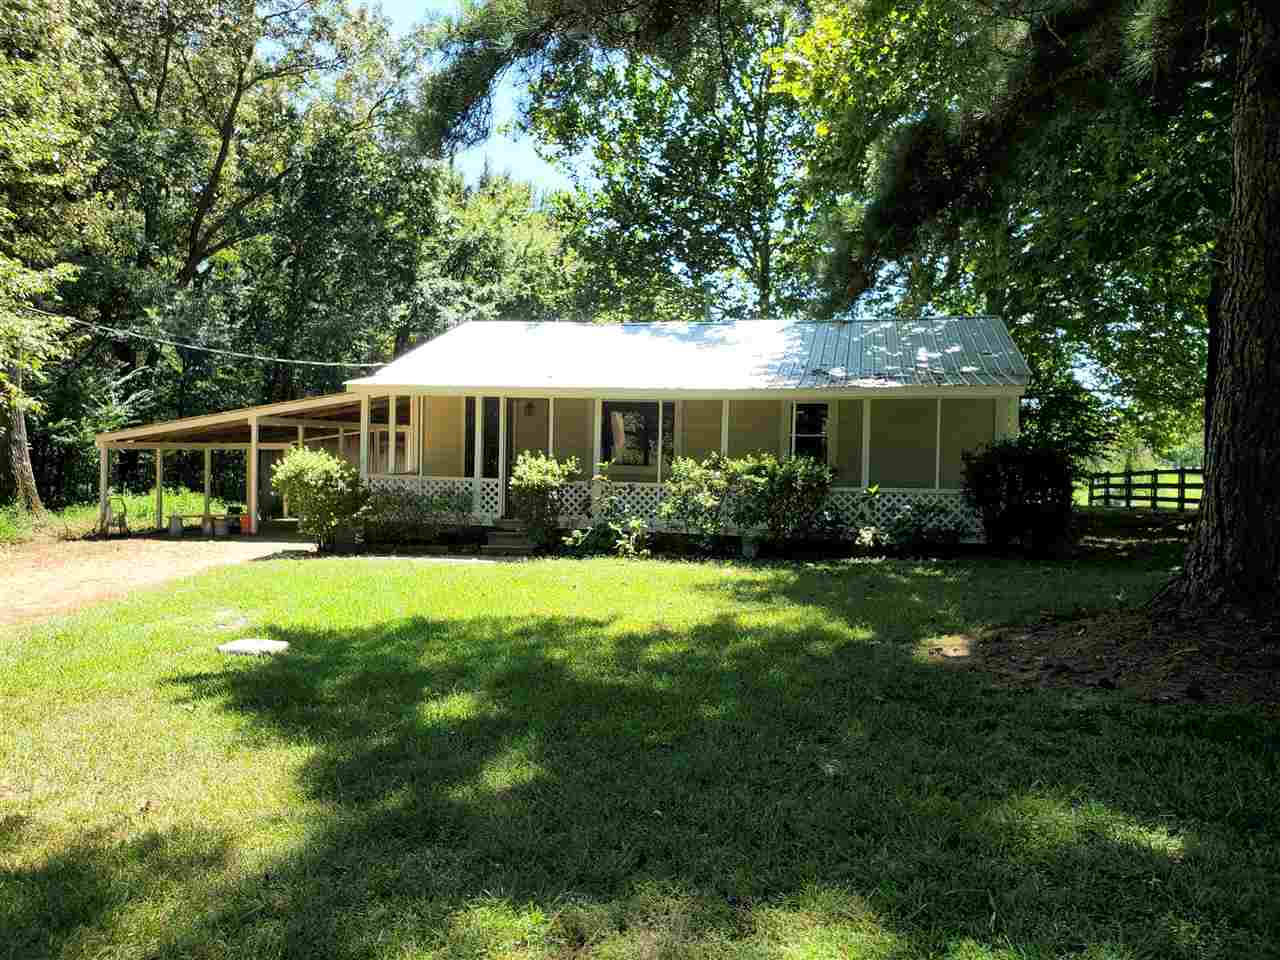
left=487, top=531, right=533, bottom=547
left=492, top=519, right=525, bottom=532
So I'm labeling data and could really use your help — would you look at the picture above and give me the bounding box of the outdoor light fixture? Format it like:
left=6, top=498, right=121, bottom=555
left=524, top=401, right=536, bottom=417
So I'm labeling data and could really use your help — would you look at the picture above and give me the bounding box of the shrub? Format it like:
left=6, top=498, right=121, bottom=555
left=725, top=454, right=836, bottom=545
left=271, top=447, right=366, bottom=551
left=658, top=454, right=735, bottom=549
left=563, top=463, right=650, bottom=558
left=883, top=501, right=963, bottom=549
left=508, top=451, right=580, bottom=549
left=361, top=487, right=473, bottom=546
left=661, top=453, right=837, bottom=548
left=961, top=437, right=1076, bottom=556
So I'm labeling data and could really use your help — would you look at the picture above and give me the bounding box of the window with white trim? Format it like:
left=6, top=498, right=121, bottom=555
left=790, top=403, right=829, bottom=462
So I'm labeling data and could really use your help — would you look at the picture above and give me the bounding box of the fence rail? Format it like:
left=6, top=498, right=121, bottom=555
left=1087, top=468, right=1203, bottom=512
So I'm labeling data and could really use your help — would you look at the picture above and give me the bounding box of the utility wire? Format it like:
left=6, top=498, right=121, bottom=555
left=21, top=306, right=386, bottom=368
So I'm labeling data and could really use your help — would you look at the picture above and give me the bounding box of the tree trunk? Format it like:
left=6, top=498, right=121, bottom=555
left=2, top=368, right=46, bottom=515
left=1163, top=1, right=1280, bottom=614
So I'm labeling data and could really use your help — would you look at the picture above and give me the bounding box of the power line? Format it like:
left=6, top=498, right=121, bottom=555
left=24, top=307, right=386, bottom=368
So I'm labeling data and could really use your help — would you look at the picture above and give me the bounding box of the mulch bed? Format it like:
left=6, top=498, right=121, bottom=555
left=933, top=607, right=1280, bottom=709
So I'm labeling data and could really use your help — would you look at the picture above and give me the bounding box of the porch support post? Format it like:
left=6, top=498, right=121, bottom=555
left=359, top=394, right=370, bottom=479
left=497, top=396, right=507, bottom=517
left=154, top=449, right=163, bottom=529
left=473, top=395, right=484, bottom=514
left=720, top=399, right=729, bottom=455
left=592, top=398, right=603, bottom=471
left=547, top=397, right=555, bottom=457
left=408, top=395, right=418, bottom=474
left=97, top=446, right=109, bottom=534
left=338, top=426, right=346, bottom=461
left=934, top=398, right=942, bottom=489
left=656, top=400, right=664, bottom=484
left=248, top=416, right=259, bottom=534
left=861, top=399, right=871, bottom=488
left=828, top=399, right=839, bottom=470
left=388, top=393, right=398, bottom=475
left=203, top=449, right=212, bottom=518
left=419, top=397, right=428, bottom=477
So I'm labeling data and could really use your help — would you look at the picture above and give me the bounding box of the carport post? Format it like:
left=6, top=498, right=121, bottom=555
left=358, top=394, right=370, bottom=479
left=98, top=446, right=108, bottom=534
left=203, top=449, right=212, bottom=518
left=248, top=416, right=259, bottom=534
left=154, top=449, right=164, bottom=530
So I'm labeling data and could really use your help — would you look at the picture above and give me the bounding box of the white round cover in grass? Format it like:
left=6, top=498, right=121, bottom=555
left=217, top=638, right=289, bottom=656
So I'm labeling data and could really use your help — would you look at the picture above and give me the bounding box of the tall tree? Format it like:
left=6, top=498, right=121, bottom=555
left=0, top=0, right=102, bottom=513
left=524, top=7, right=819, bottom=319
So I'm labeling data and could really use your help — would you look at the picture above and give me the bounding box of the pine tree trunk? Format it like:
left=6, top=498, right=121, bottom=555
left=2, top=368, right=46, bottom=515
left=1164, top=1, right=1280, bottom=614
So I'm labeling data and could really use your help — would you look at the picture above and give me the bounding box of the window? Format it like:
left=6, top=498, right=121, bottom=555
left=791, top=403, right=829, bottom=462
left=600, top=401, right=675, bottom=473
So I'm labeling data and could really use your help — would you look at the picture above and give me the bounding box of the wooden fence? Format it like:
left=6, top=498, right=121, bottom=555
left=1087, top=468, right=1203, bottom=511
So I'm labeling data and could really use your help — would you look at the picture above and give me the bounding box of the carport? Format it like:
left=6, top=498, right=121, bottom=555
left=93, top=392, right=367, bottom=534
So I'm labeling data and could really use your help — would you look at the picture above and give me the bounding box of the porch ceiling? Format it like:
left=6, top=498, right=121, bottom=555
left=95, top=393, right=365, bottom=448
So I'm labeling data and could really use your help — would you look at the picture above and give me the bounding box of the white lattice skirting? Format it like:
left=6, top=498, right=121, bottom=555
left=369, top=477, right=980, bottom=538
left=367, top=475, right=503, bottom=522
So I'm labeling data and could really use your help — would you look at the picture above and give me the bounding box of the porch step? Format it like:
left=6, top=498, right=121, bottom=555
left=492, top=518, right=525, bottom=532
left=487, top=531, right=533, bottom=547
left=481, top=543, right=535, bottom=557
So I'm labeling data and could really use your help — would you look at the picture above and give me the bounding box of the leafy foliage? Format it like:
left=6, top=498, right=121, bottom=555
left=360, top=487, right=473, bottom=546
left=525, top=8, right=820, bottom=319
left=270, top=446, right=366, bottom=551
left=961, top=438, right=1076, bottom=557
left=564, top=464, right=650, bottom=557
left=508, top=451, right=580, bottom=549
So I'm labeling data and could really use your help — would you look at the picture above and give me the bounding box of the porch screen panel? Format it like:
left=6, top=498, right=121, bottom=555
left=940, top=398, right=996, bottom=488
left=834, top=399, right=863, bottom=483
left=869, top=398, right=937, bottom=488
left=512, top=398, right=550, bottom=459
left=553, top=398, right=592, bottom=478
left=423, top=396, right=466, bottom=476
left=727, top=399, right=782, bottom=458
left=681, top=399, right=721, bottom=461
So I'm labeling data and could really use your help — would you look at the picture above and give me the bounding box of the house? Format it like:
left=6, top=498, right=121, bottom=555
left=93, top=317, right=1030, bottom=535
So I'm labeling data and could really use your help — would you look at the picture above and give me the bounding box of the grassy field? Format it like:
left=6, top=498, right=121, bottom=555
left=2, top=550, right=1276, bottom=959
left=0, top=487, right=228, bottom=546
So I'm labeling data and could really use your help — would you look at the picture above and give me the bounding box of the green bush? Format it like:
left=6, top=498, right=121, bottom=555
left=508, top=451, right=580, bottom=548
left=961, top=437, right=1076, bottom=556
left=564, top=463, right=650, bottom=558
left=271, top=447, right=366, bottom=551
left=725, top=454, right=836, bottom=545
left=361, top=486, right=473, bottom=546
left=658, top=454, right=735, bottom=548
left=883, top=501, right=963, bottom=549
left=659, top=453, right=836, bottom=548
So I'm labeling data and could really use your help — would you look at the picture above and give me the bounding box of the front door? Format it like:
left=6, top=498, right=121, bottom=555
left=504, top=398, right=552, bottom=517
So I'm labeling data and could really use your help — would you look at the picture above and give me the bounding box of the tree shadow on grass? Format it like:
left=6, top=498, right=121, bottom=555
left=0, top=820, right=236, bottom=958
left=5, top=560, right=1276, bottom=959
left=140, top=594, right=1279, bottom=959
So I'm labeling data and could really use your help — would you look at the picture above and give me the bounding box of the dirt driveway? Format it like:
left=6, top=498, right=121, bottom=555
left=0, top=532, right=313, bottom=629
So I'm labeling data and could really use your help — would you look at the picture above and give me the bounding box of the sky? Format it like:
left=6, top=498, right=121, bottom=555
left=378, top=0, right=575, bottom=192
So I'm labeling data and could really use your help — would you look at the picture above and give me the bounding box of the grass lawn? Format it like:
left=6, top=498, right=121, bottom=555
left=0, top=487, right=228, bottom=546
left=2, top=550, right=1276, bottom=959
